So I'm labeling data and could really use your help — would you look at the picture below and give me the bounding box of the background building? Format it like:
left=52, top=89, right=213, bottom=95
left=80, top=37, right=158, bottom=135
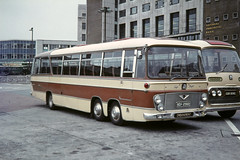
left=0, top=39, right=78, bottom=75
left=77, top=4, right=87, bottom=44
left=86, top=0, right=204, bottom=44
left=203, top=0, right=240, bottom=54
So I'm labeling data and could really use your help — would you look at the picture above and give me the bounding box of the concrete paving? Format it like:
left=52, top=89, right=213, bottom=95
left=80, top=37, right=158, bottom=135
left=1, top=84, right=240, bottom=160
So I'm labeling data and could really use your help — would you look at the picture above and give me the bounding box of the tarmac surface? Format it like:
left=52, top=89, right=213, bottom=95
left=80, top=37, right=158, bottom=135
left=1, top=83, right=240, bottom=160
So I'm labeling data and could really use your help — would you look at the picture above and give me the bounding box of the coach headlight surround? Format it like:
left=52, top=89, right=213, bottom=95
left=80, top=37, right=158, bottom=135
left=153, top=94, right=165, bottom=111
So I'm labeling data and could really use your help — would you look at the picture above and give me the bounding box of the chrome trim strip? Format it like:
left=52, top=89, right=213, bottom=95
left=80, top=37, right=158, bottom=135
left=143, top=110, right=206, bottom=120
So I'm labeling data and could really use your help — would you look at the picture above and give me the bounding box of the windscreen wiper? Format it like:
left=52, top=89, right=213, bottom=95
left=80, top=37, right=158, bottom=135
left=217, top=64, right=228, bottom=74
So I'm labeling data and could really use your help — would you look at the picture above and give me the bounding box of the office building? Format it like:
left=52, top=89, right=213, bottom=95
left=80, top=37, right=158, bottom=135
left=86, top=0, right=203, bottom=44
left=77, top=4, right=87, bottom=44
left=203, top=0, right=240, bottom=54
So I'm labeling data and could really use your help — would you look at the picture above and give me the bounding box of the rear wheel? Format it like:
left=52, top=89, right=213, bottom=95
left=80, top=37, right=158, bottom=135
left=47, top=93, right=56, bottom=110
left=217, top=110, right=236, bottom=118
left=93, top=99, right=105, bottom=121
left=109, top=102, right=124, bottom=126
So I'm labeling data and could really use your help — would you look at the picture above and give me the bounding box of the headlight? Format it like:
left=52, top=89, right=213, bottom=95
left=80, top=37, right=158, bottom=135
left=211, top=90, right=216, bottom=97
left=217, top=90, right=222, bottom=97
left=201, top=93, right=207, bottom=101
left=154, top=95, right=161, bottom=104
left=199, top=101, right=204, bottom=108
left=153, top=94, right=165, bottom=111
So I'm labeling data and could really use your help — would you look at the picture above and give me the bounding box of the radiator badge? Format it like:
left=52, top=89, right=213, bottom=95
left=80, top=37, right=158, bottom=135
left=182, top=83, right=187, bottom=90
left=229, top=75, right=233, bottom=80
left=179, top=95, right=189, bottom=100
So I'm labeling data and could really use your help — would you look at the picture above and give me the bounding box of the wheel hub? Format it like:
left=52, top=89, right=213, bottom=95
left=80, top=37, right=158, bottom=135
left=111, top=106, right=120, bottom=121
left=94, top=103, right=102, bottom=117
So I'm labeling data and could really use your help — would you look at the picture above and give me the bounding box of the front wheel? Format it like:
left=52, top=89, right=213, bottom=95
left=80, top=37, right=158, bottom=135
left=217, top=110, right=236, bottom=118
left=47, top=93, right=56, bottom=110
left=109, top=102, right=124, bottom=126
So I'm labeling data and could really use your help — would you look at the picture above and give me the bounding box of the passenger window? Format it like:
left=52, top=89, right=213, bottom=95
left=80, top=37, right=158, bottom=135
left=40, top=58, right=50, bottom=74
left=123, top=50, right=134, bottom=77
left=32, top=58, right=40, bottom=75
left=102, top=50, right=122, bottom=77
left=51, top=57, right=62, bottom=75
left=63, top=54, right=80, bottom=75
left=80, top=52, right=102, bottom=76
left=136, top=50, right=145, bottom=78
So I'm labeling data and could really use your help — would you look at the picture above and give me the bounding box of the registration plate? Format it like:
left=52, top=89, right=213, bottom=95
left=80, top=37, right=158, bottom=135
left=175, top=112, right=193, bottom=118
left=225, top=91, right=236, bottom=96
left=176, top=101, right=191, bottom=108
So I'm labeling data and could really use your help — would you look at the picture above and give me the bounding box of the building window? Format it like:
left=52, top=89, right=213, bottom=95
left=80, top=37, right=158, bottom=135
left=142, top=3, right=150, bottom=12
left=233, top=12, right=238, bottom=19
left=232, top=34, right=238, bottom=40
left=130, top=6, right=137, bottom=15
left=170, top=12, right=179, bottom=35
left=130, top=21, right=137, bottom=38
left=82, top=23, right=86, bottom=30
left=43, top=44, right=48, bottom=52
left=156, top=15, right=164, bottom=37
left=223, top=14, right=229, bottom=21
left=115, top=11, right=118, bottom=22
left=206, top=0, right=211, bottom=3
left=186, top=0, right=192, bottom=1
left=119, top=10, right=126, bottom=17
left=186, top=9, right=196, bottom=32
left=206, top=17, right=211, bottom=23
left=119, top=0, right=126, bottom=4
left=223, top=35, right=228, bottom=41
left=119, top=23, right=126, bottom=39
left=142, top=18, right=150, bottom=37
left=170, top=0, right=179, bottom=5
left=214, top=36, right=219, bottom=40
left=82, top=34, right=86, bottom=41
left=155, top=0, right=164, bottom=9
left=114, top=24, right=118, bottom=38
left=214, top=16, right=219, bottom=22
left=82, top=13, right=86, bottom=17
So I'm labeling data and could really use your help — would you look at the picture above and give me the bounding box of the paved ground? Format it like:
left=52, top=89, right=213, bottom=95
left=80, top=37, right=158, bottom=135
left=0, top=83, right=240, bottom=160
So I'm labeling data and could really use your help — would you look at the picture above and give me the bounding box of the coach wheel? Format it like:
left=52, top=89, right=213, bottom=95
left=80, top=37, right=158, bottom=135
left=47, top=93, right=56, bottom=110
left=93, top=99, right=105, bottom=121
left=217, top=110, right=236, bottom=118
left=109, top=102, right=124, bottom=126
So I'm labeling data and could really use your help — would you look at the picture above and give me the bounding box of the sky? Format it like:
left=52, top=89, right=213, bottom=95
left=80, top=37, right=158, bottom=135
left=0, top=0, right=86, bottom=41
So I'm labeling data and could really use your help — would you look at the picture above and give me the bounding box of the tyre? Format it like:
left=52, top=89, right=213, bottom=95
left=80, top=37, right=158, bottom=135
left=47, top=93, right=56, bottom=110
left=93, top=99, right=105, bottom=121
left=217, top=110, right=236, bottom=118
left=109, top=102, right=124, bottom=126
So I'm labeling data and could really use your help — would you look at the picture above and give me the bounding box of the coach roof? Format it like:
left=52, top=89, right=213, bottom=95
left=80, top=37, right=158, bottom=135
left=36, top=38, right=201, bottom=58
left=190, top=40, right=236, bottom=50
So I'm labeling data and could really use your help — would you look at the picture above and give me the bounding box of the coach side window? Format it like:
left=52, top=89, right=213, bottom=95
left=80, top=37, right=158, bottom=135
left=32, top=58, right=40, bottom=75
left=63, top=54, right=80, bottom=75
left=39, top=58, right=50, bottom=74
left=51, top=57, right=62, bottom=75
left=102, top=50, right=122, bottom=77
left=123, top=50, right=134, bottom=77
left=136, top=50, right=145, bottom=78
left=80, top=53, right=102, bottom=76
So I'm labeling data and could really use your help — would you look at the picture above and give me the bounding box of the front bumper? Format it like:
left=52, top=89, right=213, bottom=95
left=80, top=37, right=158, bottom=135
left=143, top=110, right=206, bottom=121
left=206, top=103, right=240, bottom=112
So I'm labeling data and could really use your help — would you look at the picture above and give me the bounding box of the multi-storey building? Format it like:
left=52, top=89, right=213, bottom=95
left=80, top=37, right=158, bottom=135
left=203, top=0, right=240, bottom=55
left=77, top=4, right=87, bottom=44
left=86, top=0, right=203, bottom=44
left=0, top=40, right=78, bottom=75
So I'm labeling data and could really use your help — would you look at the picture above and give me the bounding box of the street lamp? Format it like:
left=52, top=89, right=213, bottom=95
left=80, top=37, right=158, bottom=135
left=98, top=7, right=112, bottom=42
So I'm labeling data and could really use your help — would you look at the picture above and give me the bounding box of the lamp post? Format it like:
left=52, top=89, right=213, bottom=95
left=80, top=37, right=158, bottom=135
left=98, top=7, right=112, bottom=42
left=28, top=27, right=33, bottom=75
